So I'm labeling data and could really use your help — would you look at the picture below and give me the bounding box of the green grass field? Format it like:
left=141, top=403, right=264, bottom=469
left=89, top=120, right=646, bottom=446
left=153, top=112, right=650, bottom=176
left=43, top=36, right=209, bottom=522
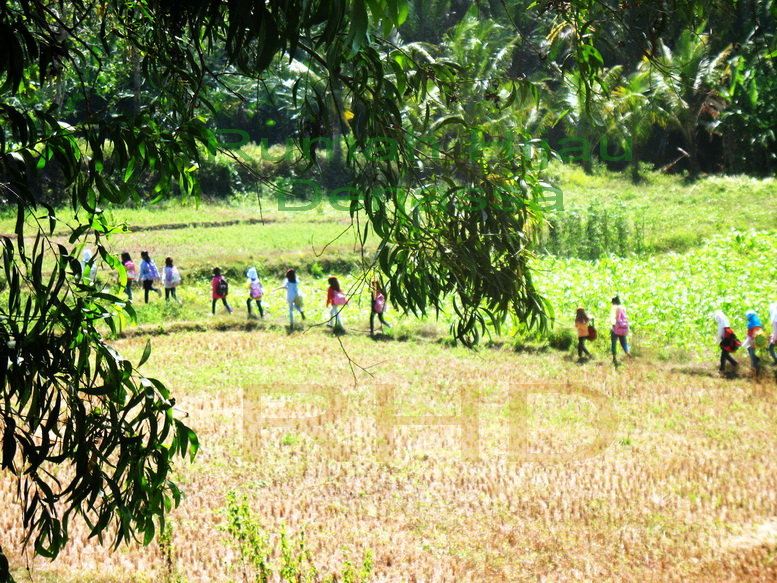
left=548, top=165, right=777, bottom=252
left=32, top=166, right=774, bottom=356
left=2, top=167, right=777, bottom=581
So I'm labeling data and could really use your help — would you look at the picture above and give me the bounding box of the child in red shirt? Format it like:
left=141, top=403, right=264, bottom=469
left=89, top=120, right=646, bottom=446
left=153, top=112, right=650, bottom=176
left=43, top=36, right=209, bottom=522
left=211, top=267, right=233, bottom=315
left=326, top=276, right=345, bottom=329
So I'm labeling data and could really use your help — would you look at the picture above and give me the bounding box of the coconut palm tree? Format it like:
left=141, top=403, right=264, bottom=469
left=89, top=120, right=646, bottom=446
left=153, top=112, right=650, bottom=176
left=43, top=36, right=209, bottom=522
left=608, top=64, right=672, bottom=182
left=552, top=66, right=624, bottom=173
left=395, top=7, right=528, bottom=174
left=647, top=25, right=733, bottom=175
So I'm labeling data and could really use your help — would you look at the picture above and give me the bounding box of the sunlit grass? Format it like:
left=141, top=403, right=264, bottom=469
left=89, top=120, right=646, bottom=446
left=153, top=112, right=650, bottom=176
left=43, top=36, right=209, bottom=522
left=2, top=170, right=777, bottom=581
left=546, top=163, right=777, bottom=252
left=3, top=328, right=776, bottom=581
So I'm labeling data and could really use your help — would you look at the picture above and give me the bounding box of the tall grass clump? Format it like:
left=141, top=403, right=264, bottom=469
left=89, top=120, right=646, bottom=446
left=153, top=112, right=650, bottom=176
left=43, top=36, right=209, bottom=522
left=221, top=492, right=373, bottom=583
left=541, top=201, right=644, bottom=259
left=159, top=521, right=186, bottom=583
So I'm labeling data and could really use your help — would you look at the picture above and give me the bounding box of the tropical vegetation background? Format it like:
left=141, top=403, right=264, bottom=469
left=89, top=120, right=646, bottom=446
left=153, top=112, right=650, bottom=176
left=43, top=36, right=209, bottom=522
left=13, top=0, right=775, bottom=351
left=20, top=0, right=777, bottom=208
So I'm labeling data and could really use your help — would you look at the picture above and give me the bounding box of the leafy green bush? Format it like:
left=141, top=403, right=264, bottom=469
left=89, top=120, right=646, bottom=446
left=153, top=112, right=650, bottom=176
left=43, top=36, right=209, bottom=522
left=197, top=153, right=238, bottom=198
left=234, top=142, right=295, bottom=192
left=542, top=201, right=644, bottom=259
left=548, top=327, right=575, bottom=351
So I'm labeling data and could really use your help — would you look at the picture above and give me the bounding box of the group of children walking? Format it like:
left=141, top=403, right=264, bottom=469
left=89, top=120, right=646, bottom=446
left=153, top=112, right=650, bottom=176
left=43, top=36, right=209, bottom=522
left=574, top=295, right=777, bottom=373
left=714, top=305, right=777, bottom=373
left=117, top=252, right=391, bottom=334
left=574, top=296, right=632, bottom=365
left=120, top=252, right=182, bottom=304
left=113, top=254, right=777, bottom=370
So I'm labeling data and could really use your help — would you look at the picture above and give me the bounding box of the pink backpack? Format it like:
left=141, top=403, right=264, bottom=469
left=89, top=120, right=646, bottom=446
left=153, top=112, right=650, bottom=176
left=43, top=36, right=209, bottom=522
left=374, top=293, right=386, bottom=314
left=613, top=307, right=629, bottom=336
left=333, top=291, right=348, bottom=306
left=249, top=280, right=263, bottom=299
left=124, top=261, right=136, bottom=281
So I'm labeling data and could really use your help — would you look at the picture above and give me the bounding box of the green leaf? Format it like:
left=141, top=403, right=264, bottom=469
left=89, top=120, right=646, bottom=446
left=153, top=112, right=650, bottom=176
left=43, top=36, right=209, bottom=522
left=138, top=339, right=152, bottom=368
left=348, top=0, right=369, bottom=57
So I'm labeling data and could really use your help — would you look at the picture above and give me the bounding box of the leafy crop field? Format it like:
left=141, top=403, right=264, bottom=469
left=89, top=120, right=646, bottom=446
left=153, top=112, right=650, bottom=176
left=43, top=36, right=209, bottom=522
left=547, top=167, right=777, bottom=253
left=2, top=169, right=777, bottom=581
left=535, top=230, right=777, bottom=358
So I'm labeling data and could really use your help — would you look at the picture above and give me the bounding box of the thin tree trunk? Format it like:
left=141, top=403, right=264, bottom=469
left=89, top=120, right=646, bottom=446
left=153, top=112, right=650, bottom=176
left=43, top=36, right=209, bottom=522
left=130, top=46, right=142, bottom=116
left=630, top=142, right=643, bottom=183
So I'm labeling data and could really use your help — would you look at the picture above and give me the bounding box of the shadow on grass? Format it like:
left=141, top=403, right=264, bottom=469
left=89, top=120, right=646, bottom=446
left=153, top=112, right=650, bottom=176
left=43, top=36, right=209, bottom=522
left=369, top=332, right=407, bottom=342
left=668, top=362, right=777, bottom=383
left=510, top=343, right=551, bottom=354
left=669, top=364, right=728, bottom=378
left=118, top=319, right=422, bottom=343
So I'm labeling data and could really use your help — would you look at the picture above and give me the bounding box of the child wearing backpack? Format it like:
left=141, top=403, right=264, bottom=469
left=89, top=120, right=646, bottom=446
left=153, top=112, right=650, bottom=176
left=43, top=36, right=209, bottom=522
left=714, top=310, right=740, bottom=373
left=326, top=276, right=347, bottom=330
left=743, top=310, right=764, bottom=371
left=121, top=252, right=136, bottom=300
left=610, top=296, right=631, bottom=364
left=275, top=268, right=305, bottom=327
left=370, top=279, right=391, bottom=336
left=246, top=267, right=264, bottom=318
left=163, top=257, right=183, bottom=304
left=574, top=307, right=593, bottom=360
left=81, top=248, right=97, bottom=284
left=139, top=251, right=162, bottom=303
left=211, top=267, right=233, bottom=315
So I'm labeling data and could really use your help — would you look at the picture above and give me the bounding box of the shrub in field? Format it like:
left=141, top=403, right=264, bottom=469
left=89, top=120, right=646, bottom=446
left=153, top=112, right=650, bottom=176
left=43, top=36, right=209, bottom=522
left=234, top=143, right=296, bottom=193
left=308, top=262, right=325, bottom=279
left=198, top=154, right=239, bottom=199
left=158, top=522, right=186, bottom=583
left=548, top=327, right=576, bottom=351
left=221, top=492, right=373, bottom=583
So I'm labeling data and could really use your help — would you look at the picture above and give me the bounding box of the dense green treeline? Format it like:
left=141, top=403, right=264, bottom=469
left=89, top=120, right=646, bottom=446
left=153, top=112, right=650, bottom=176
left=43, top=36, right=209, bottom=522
left=396, top=0, right=777, bottom=177
left=195, top=0, right=777, bottom=196
left=17, top=0, right=776, bottom=209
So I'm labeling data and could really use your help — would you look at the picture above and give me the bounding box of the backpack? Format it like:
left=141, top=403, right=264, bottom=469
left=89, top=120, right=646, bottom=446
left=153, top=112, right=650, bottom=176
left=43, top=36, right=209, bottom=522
left=166, top=266, right=181, bottom=287
left=613, top=307, right=629, bottom=336
left=147, top=260, right=160, bottom=281
left=333, top=291, right=348, bottom=306
left=374, top=293, right=386, bottom=314
left=721, top=327, right=741, bottom=352
left=216, top=277, right=228, bottom=297
left=249, top=279, right=263, bottom=299
left=124, top=261, right=136, bottom=281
